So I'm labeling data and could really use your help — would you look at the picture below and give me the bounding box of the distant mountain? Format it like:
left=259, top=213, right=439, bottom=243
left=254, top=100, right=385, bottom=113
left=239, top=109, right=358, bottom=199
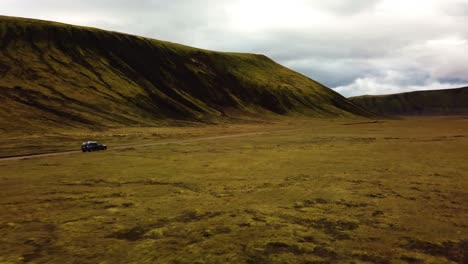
left=349, top=87, right=468, bottom=116
left=0, top=16, right=372, bottom=132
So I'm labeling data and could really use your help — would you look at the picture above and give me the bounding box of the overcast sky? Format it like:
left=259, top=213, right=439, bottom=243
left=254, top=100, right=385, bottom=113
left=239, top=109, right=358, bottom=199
left=2, top=0, right=468, bottom=97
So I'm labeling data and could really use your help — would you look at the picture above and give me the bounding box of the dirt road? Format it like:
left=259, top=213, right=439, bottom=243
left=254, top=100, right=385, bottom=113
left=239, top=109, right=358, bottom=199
left=0, top=129, right=298, bottom=162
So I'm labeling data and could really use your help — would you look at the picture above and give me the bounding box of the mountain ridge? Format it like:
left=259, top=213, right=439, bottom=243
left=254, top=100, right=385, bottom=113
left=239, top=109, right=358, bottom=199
left=0, top=16, right=373, bottom=132
left=349, top=86, right=468, bottom=116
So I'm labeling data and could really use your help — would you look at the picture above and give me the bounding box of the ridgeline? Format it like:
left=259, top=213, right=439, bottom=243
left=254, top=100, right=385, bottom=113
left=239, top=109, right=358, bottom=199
left=0, top=16, right=372, bottom=132
left=349, top=87, right=468, bottom=116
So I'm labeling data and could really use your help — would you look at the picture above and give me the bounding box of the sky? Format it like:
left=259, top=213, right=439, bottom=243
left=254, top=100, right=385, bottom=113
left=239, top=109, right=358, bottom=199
left=2, top=0, right=468, bottom=97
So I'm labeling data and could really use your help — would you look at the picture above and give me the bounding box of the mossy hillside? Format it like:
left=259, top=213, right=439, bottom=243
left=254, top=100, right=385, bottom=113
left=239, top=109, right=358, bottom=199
left=349, top=87, right=468, bottom=116
left=0, top=16, right=372, bottom=132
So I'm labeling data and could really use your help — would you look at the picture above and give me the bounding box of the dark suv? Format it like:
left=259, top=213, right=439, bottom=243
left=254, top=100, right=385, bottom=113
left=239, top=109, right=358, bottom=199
left=81, top=141, right=107, bottom=152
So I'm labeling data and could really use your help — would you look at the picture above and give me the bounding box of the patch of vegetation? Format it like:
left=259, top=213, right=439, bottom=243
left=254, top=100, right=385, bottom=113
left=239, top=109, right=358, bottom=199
left=1, top=118, right=466, bottom=263
left=402, top=238, right=468, bottom=263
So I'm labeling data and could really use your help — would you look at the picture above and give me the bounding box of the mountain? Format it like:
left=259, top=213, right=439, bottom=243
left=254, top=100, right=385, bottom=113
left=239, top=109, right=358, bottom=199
left=349, top=87, right=468, bottom=116
left=0, top=16, right=372, bottom=132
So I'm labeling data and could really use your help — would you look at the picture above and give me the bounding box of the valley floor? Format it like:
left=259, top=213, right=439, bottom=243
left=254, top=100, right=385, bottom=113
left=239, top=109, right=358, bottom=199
left=0, top=117, right=467, bottom=263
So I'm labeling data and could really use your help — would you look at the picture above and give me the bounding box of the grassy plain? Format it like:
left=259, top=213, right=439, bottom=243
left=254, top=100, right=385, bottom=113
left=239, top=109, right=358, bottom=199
left=0, top=117, right=467, bottom=263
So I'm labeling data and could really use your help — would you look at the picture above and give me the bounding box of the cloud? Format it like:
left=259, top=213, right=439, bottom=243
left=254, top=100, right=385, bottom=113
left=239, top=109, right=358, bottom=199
left=335, top=73, right=468, bottom=97
left=334, top=35, right=468, bottom=97
left=317, top=0, right=382, bottom=15
left=1, top=0, right=468, bottom=96
left=442, top=0, right=468, bottom=17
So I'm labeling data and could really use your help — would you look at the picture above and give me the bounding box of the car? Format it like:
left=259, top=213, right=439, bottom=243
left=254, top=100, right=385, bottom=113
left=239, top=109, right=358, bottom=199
left=81, top=141, right=107, bottom=152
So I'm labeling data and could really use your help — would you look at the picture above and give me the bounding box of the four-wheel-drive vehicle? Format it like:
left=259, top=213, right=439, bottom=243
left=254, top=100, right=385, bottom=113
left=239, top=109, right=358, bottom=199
left=81, top=141, right=107, bottom=152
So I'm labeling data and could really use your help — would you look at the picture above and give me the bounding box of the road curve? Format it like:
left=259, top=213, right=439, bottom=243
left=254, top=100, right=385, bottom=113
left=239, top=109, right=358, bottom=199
left=0, top=129, right=299, bottom=162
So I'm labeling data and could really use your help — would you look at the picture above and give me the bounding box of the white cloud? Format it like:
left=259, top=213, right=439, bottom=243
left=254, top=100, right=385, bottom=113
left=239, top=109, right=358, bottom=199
left=334, top=71, right=468, bottom=97
left=226, top=0, right=332, bottom=32
left=404, top=37, right=468, bottom=80
left=333, top=35, right=468, bottom=96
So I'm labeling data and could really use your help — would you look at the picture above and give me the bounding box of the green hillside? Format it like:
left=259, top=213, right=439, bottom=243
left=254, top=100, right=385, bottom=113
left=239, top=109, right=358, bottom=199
left=349, top=87, right=468, bottom=116
left=0, top=16, right=372, bottom=132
